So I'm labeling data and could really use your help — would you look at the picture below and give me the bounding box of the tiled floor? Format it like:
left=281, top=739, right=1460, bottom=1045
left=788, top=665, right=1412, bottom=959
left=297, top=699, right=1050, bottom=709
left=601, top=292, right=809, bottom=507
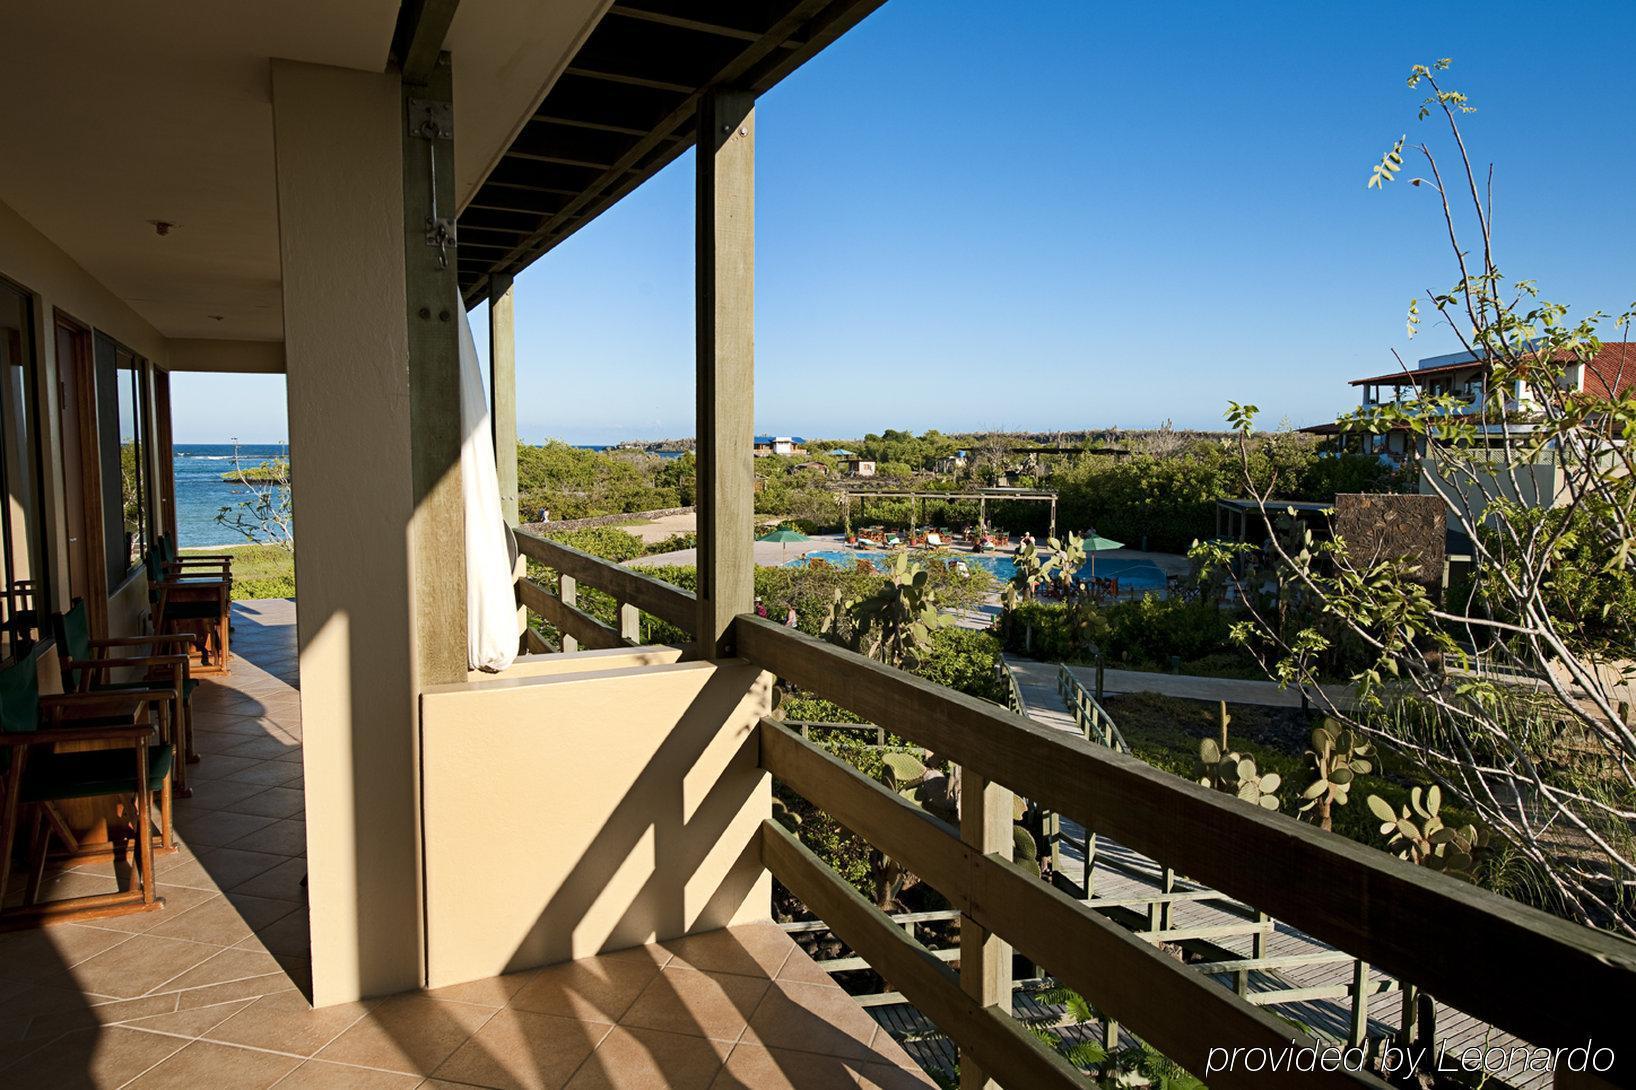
left=0, top=600, right=932, bottom=1089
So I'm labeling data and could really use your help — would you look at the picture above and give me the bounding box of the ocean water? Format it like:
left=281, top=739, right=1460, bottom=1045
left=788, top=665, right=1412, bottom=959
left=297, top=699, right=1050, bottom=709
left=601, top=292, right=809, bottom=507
left=174, top=444, right=289, bottom=548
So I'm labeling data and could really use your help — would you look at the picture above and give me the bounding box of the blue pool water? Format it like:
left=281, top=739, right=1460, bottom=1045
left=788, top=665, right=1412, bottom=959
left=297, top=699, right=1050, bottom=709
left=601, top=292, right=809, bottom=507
left=786, top=549, right=1167, bottom=590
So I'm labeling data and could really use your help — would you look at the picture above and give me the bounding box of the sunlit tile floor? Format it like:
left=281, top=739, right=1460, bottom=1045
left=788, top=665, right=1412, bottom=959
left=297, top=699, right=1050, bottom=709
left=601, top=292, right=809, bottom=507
left=0, top=600, right=931, bottom=1088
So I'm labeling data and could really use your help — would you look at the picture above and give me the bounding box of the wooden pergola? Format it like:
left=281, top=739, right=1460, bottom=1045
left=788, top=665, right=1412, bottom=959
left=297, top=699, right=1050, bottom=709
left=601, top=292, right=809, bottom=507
left=839, top=488, right=1058, bottom=539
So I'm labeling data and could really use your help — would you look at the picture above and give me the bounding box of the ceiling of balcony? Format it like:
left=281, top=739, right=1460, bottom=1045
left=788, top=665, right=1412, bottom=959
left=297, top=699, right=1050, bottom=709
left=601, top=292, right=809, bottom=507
left=0, top=0, right=603, bottom=343
left=455, top=0, right=888, bottom=305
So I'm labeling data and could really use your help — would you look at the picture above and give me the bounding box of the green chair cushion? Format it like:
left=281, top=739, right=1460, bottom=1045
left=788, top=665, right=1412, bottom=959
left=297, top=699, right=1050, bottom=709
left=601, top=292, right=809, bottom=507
left=0, top=646, right=43, bottom=736
left=22, top=742, right=174, bottom=802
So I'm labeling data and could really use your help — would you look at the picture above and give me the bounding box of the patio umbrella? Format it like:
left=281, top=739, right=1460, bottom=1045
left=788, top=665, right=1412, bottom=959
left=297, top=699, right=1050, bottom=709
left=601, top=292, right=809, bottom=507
left=758, top=527, right=810, bottom=557
left=1081, top=532, right=1124, bottom=583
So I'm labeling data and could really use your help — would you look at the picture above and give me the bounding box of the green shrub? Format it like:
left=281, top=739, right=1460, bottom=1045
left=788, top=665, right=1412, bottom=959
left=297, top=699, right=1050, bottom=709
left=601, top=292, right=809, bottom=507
left=538, top=526, right=645, bottom=562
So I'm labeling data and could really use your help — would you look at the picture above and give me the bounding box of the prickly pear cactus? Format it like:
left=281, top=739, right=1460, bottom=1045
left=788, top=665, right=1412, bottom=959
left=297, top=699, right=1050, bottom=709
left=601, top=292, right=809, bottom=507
left=1367, top=785, right=1488, bottom=881
left=1299, top=719, right=1373, bottom=830
left=1197, top=735, right=1281, bottom=811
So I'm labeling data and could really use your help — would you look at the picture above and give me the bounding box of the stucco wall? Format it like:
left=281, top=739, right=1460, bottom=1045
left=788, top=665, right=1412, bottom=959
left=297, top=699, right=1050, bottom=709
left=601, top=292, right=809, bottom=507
left=271, top=59, right=421, bottom=1006
left=421, top=656, right=772, bottom=988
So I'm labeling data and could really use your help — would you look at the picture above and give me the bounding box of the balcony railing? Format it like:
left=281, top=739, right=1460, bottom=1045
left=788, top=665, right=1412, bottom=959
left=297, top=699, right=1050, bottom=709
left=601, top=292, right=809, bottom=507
left=514, top=528, right=694, bottom=651
left=509, top=542, right=1636, bottom=1088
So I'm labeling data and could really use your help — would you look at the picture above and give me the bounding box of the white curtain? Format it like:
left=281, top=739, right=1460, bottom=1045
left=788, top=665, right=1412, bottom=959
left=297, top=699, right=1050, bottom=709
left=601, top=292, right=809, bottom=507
left=457, top=293, right=520, bottom=672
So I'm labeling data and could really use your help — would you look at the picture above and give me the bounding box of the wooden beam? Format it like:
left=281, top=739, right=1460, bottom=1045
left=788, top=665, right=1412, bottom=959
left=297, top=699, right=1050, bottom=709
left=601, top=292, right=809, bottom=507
left=393, top=0, right=461, bottom=85
left=487, top=273, right=518, bottom=525
left=514, top=530, right=695, bottom=630
left=760, top=821, right=1088, bottom=1090
left=759, top=724, right=1385, bottom=1090
left=694, top=89, right=756, bottom=658
left=402, top=53, right=467, bottom=685
left=516, top=577, right=629, bottom=651
left=961, top=768, right=1013, bottom=1090
left=736, top=616, right=1636, bottom=1054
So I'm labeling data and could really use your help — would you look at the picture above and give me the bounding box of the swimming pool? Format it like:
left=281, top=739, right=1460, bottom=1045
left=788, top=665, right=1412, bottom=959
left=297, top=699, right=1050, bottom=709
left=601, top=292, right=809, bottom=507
left=786, top=548, right=1168, bottom=590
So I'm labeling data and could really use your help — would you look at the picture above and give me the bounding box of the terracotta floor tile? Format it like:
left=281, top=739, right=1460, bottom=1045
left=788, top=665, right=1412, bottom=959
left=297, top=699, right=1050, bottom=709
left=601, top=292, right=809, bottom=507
left=220, top=736, right=301, bottom=762
left=167, top=846, right=287, bottom=891
left=0, top=923, right=132, bottom=982
left=852, top=1060, right=938, bottom=1088
left=175, top=809, right=278, bottom=848
left=192, top=754, right=267, bottom=780
left=234, top=908, right=310, bottom=958
left=864, top=1027, right=921, bottom=1071
left=68, top=934, right=222, bottom=999
left=205, top=989, right=374, bottom=1055
left=618, top=966, right=769, bottom=1043
left=124, top=996, right=259, bottom=1037
left=664, top=923, right=800, bottom=980
left=710, top=1042, right=860, bottom=1089
left=741, top=981, right=880, bottom=1061
left=425, top=968, right=538, bottom=1008
left=314, top=994, right=498, bottom=1075
left=565, top=1025, right=731, bottom=1089
left=229, top=856, right=309, bottom=901
left=230, top=786, right=306, bottom=819
left=508, top=947, right=666, bottom=1024
left=431, top=1007, right=610, bottom=1090
left=80, top=883, right=220, bottom=935
left=222, top=761, right=305, bottom=787
left=173, top=971, right=301, bottom=1011
left=175, top=776, right=276, bottom=812
left=151, top=947, right=292, bottom=993
left=20, top=991, right=178, bottom=1040
left=229, top=818, right=307, bottom=857
left=774, top=945, right=843, bottom=988
left=0, top=1024, right=188, bottom=1086
left=125, top=1037, right=303, bottom=1088
left=147, top=892, right=298, bottom=946
left=270, top=1058, right=423, bottom=1088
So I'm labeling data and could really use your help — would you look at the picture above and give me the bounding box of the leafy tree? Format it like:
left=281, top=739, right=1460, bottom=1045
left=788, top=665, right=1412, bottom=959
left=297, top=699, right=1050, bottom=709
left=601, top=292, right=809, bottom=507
left=1199, top=60, right=1636, bottom=934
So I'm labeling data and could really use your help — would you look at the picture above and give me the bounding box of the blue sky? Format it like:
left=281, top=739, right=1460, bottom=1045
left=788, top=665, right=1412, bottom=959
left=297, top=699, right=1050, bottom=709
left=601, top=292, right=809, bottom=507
left=171, top=0, right=1635, bottom=443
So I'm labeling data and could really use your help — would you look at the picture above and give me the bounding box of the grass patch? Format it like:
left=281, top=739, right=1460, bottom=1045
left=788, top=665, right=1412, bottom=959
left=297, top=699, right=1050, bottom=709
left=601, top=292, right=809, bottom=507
left=184, top=543, right=294, bottom=600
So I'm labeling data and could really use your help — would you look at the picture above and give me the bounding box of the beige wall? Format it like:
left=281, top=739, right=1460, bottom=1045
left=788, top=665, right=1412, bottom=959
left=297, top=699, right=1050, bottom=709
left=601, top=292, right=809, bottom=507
left=271, top=59, right=423, bottom=1005
left=168, top=338, right=286, bottom=374
left=0, top=196, right=169, bottom=626
left=422, top=656, right=772, bottom=988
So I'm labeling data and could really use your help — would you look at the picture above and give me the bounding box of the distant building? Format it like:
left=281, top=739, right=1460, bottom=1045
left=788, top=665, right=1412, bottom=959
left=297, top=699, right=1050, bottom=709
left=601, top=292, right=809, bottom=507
left=933, top=450, right=969, bottom=473
left=753, top=434, right=806, bottom=457
left=1307, top=342, right=1633, bottom=522
left=844, top=458, right=876, bottom=478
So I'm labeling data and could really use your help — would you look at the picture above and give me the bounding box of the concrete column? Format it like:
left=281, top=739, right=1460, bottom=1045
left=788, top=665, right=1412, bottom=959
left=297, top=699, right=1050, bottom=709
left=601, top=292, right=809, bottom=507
left=488, top=273, right=519, bottom=525
left=273, top=58, right=456, bottom=1005
left=694, top=89, right=756, bottom=658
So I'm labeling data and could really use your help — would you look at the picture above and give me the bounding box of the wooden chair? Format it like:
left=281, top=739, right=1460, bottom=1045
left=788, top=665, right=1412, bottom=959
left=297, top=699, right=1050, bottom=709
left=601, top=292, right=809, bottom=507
left=155, top=535, right=233, bottom=591
left=145, top=551, right=231, bottom=675
left=54, top=599, right=199, bottom=796
left=0, top=645, right=174, bottom=926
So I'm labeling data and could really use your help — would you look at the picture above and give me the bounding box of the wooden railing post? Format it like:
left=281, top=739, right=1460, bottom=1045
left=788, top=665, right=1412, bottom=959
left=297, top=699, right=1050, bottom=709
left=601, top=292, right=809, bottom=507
left=617, top=601, right=640, bottom=643
left=960, top=771, right=1013, bottom=1090
left=1348, top=959, right=1370, bottom=1047
left=559, top=574, right=579, bottom=653
left=694, top=88, right=756, bottom=658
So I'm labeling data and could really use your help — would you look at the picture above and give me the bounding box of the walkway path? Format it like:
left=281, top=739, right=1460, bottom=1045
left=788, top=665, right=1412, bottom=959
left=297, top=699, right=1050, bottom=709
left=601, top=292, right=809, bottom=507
left=1008, top=656, right=1357, bottom=710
